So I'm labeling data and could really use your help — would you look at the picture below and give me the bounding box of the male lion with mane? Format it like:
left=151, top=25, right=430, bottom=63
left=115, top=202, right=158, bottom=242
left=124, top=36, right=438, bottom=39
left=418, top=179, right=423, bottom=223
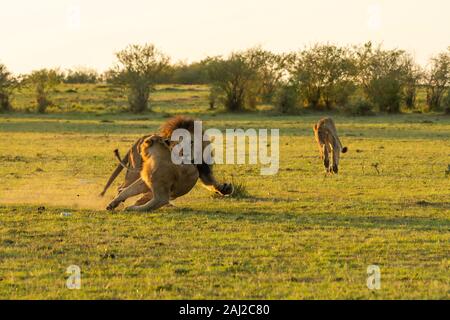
left=313, top=117, right=348, bottom=174
left=100, top=116, right=233, bottom=207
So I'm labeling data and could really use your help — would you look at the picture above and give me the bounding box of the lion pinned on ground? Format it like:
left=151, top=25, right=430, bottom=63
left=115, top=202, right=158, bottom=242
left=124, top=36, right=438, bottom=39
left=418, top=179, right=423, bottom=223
left=313, top=117, right=348, bottom=174
left=106, top=134, right=199, bottom=211
left=100, top=116, right=234, bottom=208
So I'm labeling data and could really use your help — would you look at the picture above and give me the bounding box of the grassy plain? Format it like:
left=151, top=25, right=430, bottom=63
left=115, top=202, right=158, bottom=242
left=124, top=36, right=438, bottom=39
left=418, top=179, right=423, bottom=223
left=0, top=84, right=449, bottom=299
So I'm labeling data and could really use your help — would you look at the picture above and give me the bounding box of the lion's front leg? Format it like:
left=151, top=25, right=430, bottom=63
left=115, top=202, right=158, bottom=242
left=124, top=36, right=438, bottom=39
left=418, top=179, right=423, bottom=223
left=125, top=197, right=169, bottom=212
left=133, top=191, right=153, bottom=206
left=197, top=163, right=234, bottom=196
left=107, top=178, right=148, bottom=211
left=125, top=185, right=170, bottom=212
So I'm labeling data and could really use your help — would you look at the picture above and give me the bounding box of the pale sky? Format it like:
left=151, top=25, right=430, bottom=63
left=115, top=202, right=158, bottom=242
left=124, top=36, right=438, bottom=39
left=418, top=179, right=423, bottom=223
left=1, top=0, right=449, bottom=74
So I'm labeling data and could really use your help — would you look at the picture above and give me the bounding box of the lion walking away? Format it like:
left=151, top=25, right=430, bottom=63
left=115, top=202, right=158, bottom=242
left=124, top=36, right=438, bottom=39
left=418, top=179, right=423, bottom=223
left=313, top=117, right=348, bottom=174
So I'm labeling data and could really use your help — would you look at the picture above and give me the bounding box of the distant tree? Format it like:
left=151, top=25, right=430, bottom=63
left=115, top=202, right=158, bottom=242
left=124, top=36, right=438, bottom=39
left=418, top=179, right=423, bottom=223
left=109, top=44, right=170, bottom=112
left=208, top=86, right=220, bottom=109
left=250, top=49, right=291, bottom=103
left=402, top=57, right=423, bottom=110
left=355, top=42, right=412, bottom=113
left=64, top=67, right=99, bottom=84
left=347, top=99, right=375, bottom=116
left=442, top=88, right=450, bottom=113
left=0, top=64, right=17, bottom=112
left=205, top=49, right=263, bottom=112
left=291, top=44, right=356, bottom=109
left=102, top=69, right=117, bottom=84
left=274, top=81, right=299, bottom=114
left=169, top=61, right=209, bottom=84
left=425, top=48, right=450, bottom=111
left=26, top=69, right=62, bottom=113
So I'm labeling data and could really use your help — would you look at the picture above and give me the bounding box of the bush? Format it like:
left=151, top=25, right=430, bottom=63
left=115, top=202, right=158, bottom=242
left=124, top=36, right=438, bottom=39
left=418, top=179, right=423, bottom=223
left=425, top=48, right=450, bottom=111
left=290, top=44, right=356, bottom=109
left=274, top=84, right=299, bottom=114
left=403, top=59, right=422, bottom=110
left=208, top=86, right=220, bottom=110
left=442, top=89, right=450, bottom=114
left=64, top=68, right=99, bottom=84
left=355, top=42, right=413, bottom=113
left=26, top=69, right=62, bottom=113
left=109, top=43, right=170, bottom=113
left=346, top=99, right=375, bottom=116
left=368, top=76, right=403, bottom=113
left=0, top=64, right=16, bottom=112
left=253, top=50, right=291, bottom=104
left=230, top=180, right=250, bottom=199
left=205, top=50, right=263, bottom=112
left=404, top=85, right=416, bottom=110
left=331, top=80, right=356, bottom=108
left=168, top=62, right=209, bottom=84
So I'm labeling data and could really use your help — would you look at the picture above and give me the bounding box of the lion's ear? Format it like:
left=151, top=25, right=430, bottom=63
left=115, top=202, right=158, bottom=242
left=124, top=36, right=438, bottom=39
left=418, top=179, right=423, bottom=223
left=145, top=139, right=153, bottom=147
left=163, top=138, right=171, bottom=147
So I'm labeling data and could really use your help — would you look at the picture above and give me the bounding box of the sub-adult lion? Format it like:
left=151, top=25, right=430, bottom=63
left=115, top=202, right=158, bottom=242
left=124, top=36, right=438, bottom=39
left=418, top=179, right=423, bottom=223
left=106, top=134, right=199, bottom=211
left=100, top=116, right=233, bottom=206
left=313, top=117, right=348, bottom=174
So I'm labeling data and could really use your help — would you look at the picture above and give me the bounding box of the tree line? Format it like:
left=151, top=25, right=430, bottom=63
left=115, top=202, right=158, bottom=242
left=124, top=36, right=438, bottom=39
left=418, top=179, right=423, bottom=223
left=1, top=42, right=449, bottom=114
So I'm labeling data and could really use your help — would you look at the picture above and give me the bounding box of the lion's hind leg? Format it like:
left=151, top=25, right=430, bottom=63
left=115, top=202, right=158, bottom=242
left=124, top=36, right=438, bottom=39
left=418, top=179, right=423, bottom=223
left=107, top=178, right=148, bottom=211
left=330, top=137, right=341, bottom=174
left=322, top=143, right=331, bottom=172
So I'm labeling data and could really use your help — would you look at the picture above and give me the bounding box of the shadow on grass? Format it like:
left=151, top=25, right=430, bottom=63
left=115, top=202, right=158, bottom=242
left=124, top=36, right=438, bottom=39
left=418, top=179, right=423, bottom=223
left=1, top=203, right=448, bottom=233
left=410, top=200, right=450, bottom=209
left=165, top=206, right=450, bottom=232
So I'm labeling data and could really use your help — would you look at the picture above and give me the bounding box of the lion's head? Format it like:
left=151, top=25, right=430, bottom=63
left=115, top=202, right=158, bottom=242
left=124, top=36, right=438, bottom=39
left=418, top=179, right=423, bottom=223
left=140, top=135, right=171, bottom=159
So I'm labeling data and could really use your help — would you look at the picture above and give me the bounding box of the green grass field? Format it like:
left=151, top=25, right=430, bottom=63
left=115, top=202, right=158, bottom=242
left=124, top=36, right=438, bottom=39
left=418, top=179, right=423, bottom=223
left=0, top=85, right=449, bottom=299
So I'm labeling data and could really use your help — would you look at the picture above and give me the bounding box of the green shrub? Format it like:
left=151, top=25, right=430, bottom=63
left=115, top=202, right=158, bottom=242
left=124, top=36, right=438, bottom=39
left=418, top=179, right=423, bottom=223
left=355, top=42, right=414, bottom=113
left=0, top=64, right=16, bottom=112
left=64, top=68, right=99, bottom=84
left=230, top=181, right=250, bottom=199
left=368, top=76, right=403, bottom=113
left=425, top=48, right=450, bottom=111
left=346, top=99, right=375, bottom=116
left=208, top=86, right=222, bottom=110
left=274, top=84, right=298, bottom=114
left=109, top=43, right=170, bottom=113
left=442, top=88, right=450, bottom=111
left=205, top=50, right=261, bottom=112
left=291, top=44, right=356, bottom=109
left=26, top=69, right=62, bottom=113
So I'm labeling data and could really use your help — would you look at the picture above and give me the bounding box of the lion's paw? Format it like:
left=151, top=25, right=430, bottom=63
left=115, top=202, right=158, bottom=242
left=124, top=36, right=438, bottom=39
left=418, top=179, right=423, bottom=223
left=106, top=201, right=120, bottom=211
left=217, top=183, right=234, bottom=196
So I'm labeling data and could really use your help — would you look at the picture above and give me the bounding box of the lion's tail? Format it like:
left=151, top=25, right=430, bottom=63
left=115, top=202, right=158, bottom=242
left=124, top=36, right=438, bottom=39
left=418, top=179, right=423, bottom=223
left=99, top=150, right=129, bottom=197
left=335, top=135, right=348, bottom=154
